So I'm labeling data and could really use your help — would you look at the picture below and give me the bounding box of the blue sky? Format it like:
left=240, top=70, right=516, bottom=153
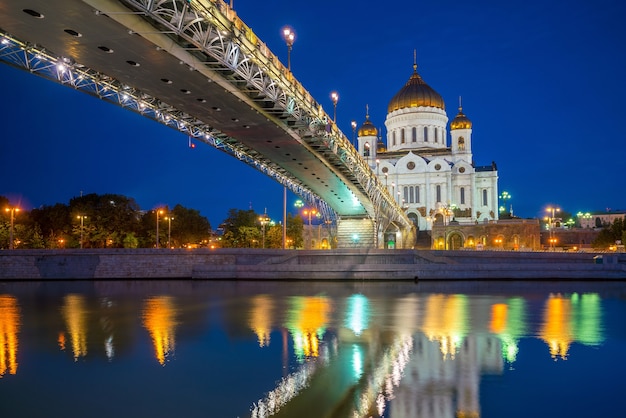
left=1, top=0, right=625, bottom=228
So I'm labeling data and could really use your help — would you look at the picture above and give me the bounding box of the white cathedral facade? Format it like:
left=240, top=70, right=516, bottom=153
left=356, top=63, right=499, bottom=236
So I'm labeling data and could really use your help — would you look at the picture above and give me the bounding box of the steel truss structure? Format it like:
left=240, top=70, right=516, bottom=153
left=0, top=0, right=413, bottom=232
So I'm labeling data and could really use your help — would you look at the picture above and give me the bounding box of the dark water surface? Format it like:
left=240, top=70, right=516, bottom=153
left=0, top=280, right=624, bottom=418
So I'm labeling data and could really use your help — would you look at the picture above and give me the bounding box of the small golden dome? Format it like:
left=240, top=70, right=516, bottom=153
left=388, top=64, right=445, bottom=112
left=358, top=117, right=378, bottom=137
left=450, top=106, right=472, bottom=130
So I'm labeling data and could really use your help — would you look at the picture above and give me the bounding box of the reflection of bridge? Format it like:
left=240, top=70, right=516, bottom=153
left=0, top=0, right=413, bottom=247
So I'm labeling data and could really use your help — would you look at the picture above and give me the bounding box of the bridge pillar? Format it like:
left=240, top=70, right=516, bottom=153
left=336, top=217, right=375, bottom=248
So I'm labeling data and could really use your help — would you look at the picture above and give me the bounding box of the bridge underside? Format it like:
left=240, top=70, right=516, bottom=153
left=0, top=0, right=414, bottom=239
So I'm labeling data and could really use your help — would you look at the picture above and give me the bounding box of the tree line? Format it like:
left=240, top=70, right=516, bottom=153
left=0, top=194, right=305, bottom=249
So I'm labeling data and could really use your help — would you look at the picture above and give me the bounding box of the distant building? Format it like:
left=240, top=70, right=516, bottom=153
left=579, top=211, right=626, bottom=229
left=356, top=60, right=499, bottom=249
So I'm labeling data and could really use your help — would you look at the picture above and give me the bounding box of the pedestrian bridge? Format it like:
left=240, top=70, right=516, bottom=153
left=0, top=0, right=414, bottom=247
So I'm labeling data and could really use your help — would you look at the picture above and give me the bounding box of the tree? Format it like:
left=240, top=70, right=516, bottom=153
left=286, top=213, right=304, bottom=249
left=592, top=216, right=626, bottom=249
left=220, top=209, right=260, bottom=248
left=170, top=204, right=211, bottom=247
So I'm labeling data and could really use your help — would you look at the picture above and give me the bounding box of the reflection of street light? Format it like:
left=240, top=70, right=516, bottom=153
left=165, top=216, right=174, bottom=249
left=259, top=209, right=270, bottom=248
left=156, top=209, right=164, bottom=249
left=330, top=91, right=339, bottom=123
left=77, top=215, right=87, bottom=249
left=282, top=26, right=295, bottom=71
left=5, top=206, right=20, bottom=250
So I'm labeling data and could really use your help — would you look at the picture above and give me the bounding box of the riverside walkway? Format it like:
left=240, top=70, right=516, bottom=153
left=1, top=249, right=625, bottom=281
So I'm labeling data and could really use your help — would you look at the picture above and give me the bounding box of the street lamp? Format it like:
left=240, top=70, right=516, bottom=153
left=5, top=206, right=19, bottom=250
left=282, top=26, right=295, bottom=71
left=165, top=216, right=174, bottom=249
left=77, top=215, right=87, bottom=249
left=364, top=142, right=370, bottom=166
left=545, top=206, right=560, bottom=251
left=302, top=208, right=317, bottom=249
left=281, top=25, right=295, bottom=250
left=499, top=191, right=512, bottom=216
left=259, top=209, right=270, bottom=248
left=330, top=91, right=339, bottom=123
left=156, top=209, right=164, bottom=249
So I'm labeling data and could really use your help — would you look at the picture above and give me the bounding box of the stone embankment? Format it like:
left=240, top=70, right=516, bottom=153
left=1, top=249, right=625, bottom=281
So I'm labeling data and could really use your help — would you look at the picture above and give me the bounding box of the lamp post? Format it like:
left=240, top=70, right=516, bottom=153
left=165, top=216, right=174, bottom=249
left=499, top=191, right=511, bottom=216
left=303, top=208, right=317, bottom=249
left=330, top=91, right=339, bottom=123
left=259, top=209, right=270, bottom=248
left=281, top=26, right=295, bottom=250
left=545, top=206, right=560, bottom=251
left=364, top=142, right=370, bottom=167
left=282, top=26, right=295, bottom=71
left=156, top=209, right=164, bottom=249
left=77, top=215, right=87, bottom=249
left=5, top=206, right=19, bottom=250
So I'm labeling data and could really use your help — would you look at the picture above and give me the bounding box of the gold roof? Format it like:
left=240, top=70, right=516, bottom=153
left=388, top=64, right=445, bottom=112
left=450, top=106, right=472, bottom=130
left=358, top=116, right=378, bottom=137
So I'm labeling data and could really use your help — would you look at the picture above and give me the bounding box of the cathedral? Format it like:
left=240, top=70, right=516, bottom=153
left=356, top=61, right=499, bottom=238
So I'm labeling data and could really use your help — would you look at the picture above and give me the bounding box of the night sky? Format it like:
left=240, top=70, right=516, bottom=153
left=1, top=0, right=625, bottom=228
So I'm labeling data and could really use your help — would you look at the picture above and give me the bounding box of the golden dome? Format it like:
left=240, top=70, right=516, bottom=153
left=358, top=116, right=378, bottom=137
left=388, top=64, right=445, bottom=112
left=450, top=106, right=472, bottom=130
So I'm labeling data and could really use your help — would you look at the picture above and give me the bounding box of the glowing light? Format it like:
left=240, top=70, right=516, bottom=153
left=352, top=344, right=363, bottom=379
left=0, top=295, right=20, bottom=377
left=422, top=294, right=468, bottom=359
left=249, top=295, right=274, bottom=347
left=142, top=296, right=178, bottom=365
left=345, top=294, right=370, bottom=336
left=539, top=294, right=573, bottom=360
left=285, top=296, right=330, bottom=361
left=62, top=294, right=88, bottom=360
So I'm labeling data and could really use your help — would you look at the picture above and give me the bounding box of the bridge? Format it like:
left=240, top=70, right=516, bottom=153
left=0, top=0, right=414, bottom=248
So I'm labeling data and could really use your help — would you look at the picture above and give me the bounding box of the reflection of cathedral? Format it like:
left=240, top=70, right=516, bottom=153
left=356, top=59, right=499, bottom=241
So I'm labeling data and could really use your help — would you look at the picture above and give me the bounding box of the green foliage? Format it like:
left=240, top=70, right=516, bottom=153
left=286, top=213, right=304, bottom=249
left=592, top=216, right=626, bottom=249
left=0, top=193, right=210, bottom=249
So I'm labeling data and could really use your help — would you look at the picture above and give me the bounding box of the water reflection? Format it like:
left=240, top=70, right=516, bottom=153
left=61, top=294, right=88, bottom=360
left=0, top=295, right=19, bottom=377
left=142, top=296, right=178, bottom=365
left=0, top=281, right=621, bottom=418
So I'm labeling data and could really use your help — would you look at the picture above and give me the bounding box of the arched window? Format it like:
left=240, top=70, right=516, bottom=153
left=436, top=185, right=441, bottom=203
left=364, top=142, right=370, bottom=156
left=415, top=186, right=420, bottom=203
left=403, top=186, right=409, bottom=203
left=482, top=189, right=488, bottom=206
left=392, top=131, right=396, bottom=146
left=460, top=187, right=465, bottom=205
left=412, top=127, right=417, bottom=142
left=435, top=128, right=439, bottom=143
left=458, top=136, right=465, bottom=151
left=424, top=127, right=428, bottom=142
left=401, top=129, right=405, bottom=144
left=409, top=186, right=415, bottom=203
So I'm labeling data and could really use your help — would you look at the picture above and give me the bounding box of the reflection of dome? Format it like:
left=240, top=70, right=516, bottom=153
left=358, top=115, right=378, bottom=137
left=450, top=106, right=472, bottom=130
left=388, top=64, right=445, bottom=112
